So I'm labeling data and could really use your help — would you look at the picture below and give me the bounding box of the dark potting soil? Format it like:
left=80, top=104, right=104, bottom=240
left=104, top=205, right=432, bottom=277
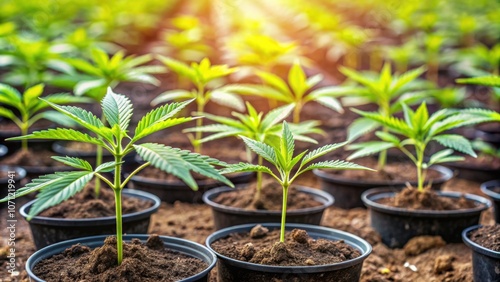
left=378, top=188, right=478, bottom=211
left=326, top=159, right=441, bottom=182
left=468, top=224, right=500, bottom=252
left=60, top=141, right=101, bottom=154
left=32, top=235, right=207, bottom=282
left=212, top=179, right=323, bottom=210
left=2, top=149, right=65, bottom=167
left=39, top=184, right=151, bottom=218
left=211, top=224, right=361, bottom=266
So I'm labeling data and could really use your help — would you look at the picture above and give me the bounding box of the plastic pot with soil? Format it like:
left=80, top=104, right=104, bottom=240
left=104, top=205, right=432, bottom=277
left=362, top=187, right=491, bottom=248
left=20, top=188, right=160, bottom=249
left=462, top=224, right=500, bottom=282
left=206, top=223, right=372, bottom=282
left=203, top=184, right=334, bottom=230
left=480, top=180, right=500, bottom=223
left=313, top=163, right=453, bottom=209
left=26, top=234, right=216, bottom=282
left=445, top=154, right=500, bottom=183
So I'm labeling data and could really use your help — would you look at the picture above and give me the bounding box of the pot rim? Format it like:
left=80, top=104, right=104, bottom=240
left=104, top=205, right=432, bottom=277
left=462, top=225, right=500, bottom=259
left=26, top=234, right=217, bottom=282
left=206, top=223, right=372, bottom=273
left=20, top=188, right=161, bottom=226
left=480, top=180, right=500, bottom=200
left=202, top=185, right=334, bottom=215
left=313, top=165, right=453, bottom=187
left=0, top=165, right=27, bottom=182
left=361, top=187, right=491, bottom=217
left=0, top=144, right=6, bottom=157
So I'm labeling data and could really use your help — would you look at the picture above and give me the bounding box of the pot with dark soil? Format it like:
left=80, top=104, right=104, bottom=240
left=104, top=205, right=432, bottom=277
left=362, top=187, right=491, bottom=248
left=0, top=165, right=26, bottom=209
left=203, top=182, right=334, bottom=230
left=1, top=148, right=71, bottom=178
left=27, top=234, right=216, bottom=282
left=480, top=180, right=500, bottom=223
left=462, top=224, right=500, bottom=282
left=206, top=223, right=372, bottom=282
left=20, top=187, right=160, bottom=249
left=313, top=161, right=453, bottom=209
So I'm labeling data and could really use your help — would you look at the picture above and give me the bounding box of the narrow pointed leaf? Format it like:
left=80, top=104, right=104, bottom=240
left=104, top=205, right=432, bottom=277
left=304, top=160, right=373, bottom=172
left=301, top=142, right=348, bottom=166
left=51, top=156, right=92, bottom=171
left=347, top=141, right=395, bottom=160
left=74, top=79, right=107, bottom=96
left=432, top=134, right=477, bottom=157
left=95, top=161, right=118, bottom=173
left=219, top=163, right=273, bottom=175
left=102, top=89, right=133, bottom=131
left=347, top=117, right=379, bottom=141
left=314, top=96, right=343, bottom=113
left=150, top=90, right=193, bottom=105
left=261, top=103, right=295, bottom=129
left=240, top=136, right=277, bottom=166
left=210, top=90, right=245, bottom=111
left=7, top=128, right=104, bottom=146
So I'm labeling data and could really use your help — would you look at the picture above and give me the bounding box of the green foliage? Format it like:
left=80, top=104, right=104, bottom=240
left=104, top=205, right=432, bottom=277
left=222, top=121, right=371, bottom=242
left=1, top=88, right=233, bottom=265
left=472, top=140, right=500, bottom=158
left=0, top=83, right=90, bottom=150
left=347, top=102, right=489, bottom=191
left=226, top=61, right=352, bottom=123
left=153, top=56, right=244, bottom=152
left=64, top=48, right=165, bottom=101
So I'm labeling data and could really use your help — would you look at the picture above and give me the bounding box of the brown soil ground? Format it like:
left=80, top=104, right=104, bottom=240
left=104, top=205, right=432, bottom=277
left=2, top=149, right=65, bottom=168
left=0, top=176, right=495, bottom=282
left=379, top=187, right=478, bottom=210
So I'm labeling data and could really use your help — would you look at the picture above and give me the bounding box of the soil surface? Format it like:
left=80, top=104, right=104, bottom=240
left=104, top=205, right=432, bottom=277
left=39, top=184, right=151, bottom=218
left=210, top=225, right=360, bottom=266
left=2, top=149, right=65, bottom=168
left=1, top=176, right=493, bottom=282
left=378, top=187, right=479, bottom=211
left=468, top=224, right=500, bottom=252
left=212, top=180, right=322, bottom=210
left=32, top=235, right=207, bottom=282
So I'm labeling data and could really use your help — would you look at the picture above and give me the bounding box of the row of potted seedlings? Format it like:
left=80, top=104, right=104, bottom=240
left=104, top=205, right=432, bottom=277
left=1, top=59, right=500, bottom=281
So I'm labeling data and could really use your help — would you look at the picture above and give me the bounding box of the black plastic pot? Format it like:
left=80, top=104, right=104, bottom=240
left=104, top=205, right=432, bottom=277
left=462, top=225, right=500, bottom=282
left=203, top=186, right=334, bottom=230
left=480, top=180, right=500, bottom=223
left=362, top=188, right=491, bottom=248
left=0, top=165, right=26, bottom=209
left=313, top=165, right=453, bottom=209
left=206, top=223, right=372, bottom=282
left=26, top=234, right=217, bottom=282
left=0, top=122, right=56, bottom=153
left=445, top=161, right=497, bottom=183
left=130, top=172, right=254, bottom=203
left=20, top=189, right=161, bottom=249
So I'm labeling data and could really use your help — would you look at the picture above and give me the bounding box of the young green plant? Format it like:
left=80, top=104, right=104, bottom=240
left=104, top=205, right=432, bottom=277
left=347, top=102, right=486, bottom=191
left=0, top=83, right=89, bottom=151
left=152, top=56, right=244, bottom=152
left=221, top=121, right=371, bottom=242
left=228, top=61, right=351, bottom=123
left=340, top=63, right=431, bottom=169
left=0, top=88, right=233, bottom=265
left=184, top=102, right=323, bottom=201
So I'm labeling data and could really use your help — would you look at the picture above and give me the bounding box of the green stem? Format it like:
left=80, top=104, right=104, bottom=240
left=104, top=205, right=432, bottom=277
left=280, top=183, right=289, bottom=242
left=113, top=154, right=123, bottom=265
left=256, top=156, right=263, bottom=193
left=416, top=145, right=425, bottom=191
left=293, top=102, right=302, bottom=123
left=194, top=85, right=205, bottom=153
left=94, top=115, right=107, bottom=198
left=20, top=123, right=28, bottom=152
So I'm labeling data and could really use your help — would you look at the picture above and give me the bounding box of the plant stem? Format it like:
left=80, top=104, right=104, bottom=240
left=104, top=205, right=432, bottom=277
left=94, top=145, right=103, bottom=198
left=194, top=85, right=205, bottom=153
left=113, top=154, right=123, bottom=265
left=21, top=123, right=28, bottom=152
left=416, top=144, right=425, bottom=191
left=293, top=102, right=302, bottom=123
left=280, top=183, right=289, bottom=243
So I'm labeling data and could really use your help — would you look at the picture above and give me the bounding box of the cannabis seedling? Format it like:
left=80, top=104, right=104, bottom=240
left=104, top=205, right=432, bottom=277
left=0, top=83, right=89, bottom=151
left=185, top=102, right=323, bottom=200
left=152, top=56, right=244, bottom=152
left=0, top=89, right=233, bottom=265
left=340, top=63, right=431, bottom=169
left=347, top=102, right=486, bottom=191
left=229, top=61, right=351, bottom=123
left=221, top=121, right=371, bottom=242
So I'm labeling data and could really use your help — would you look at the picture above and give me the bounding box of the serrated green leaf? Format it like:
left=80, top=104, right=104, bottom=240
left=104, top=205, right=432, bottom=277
left=261, top=103, right=295, bottom=129
left=23, top=84, right=44, bottom=109
left=7, top=128, right=104, bottom=146
left=301, top=142, right=348, bottom=166
left=280, top=122, right=295, bottom=163
left=219, top=163, right=273, bottom=175
left=289, top=62, right=307, bottom=99
left=304, top=160, right=373, bottom=172
left=347, top=141, right=395, bottom=160
left=51, top=156, right=92, bottom=171
left=157, top=55, right=195, bottom=81
left=30, top=93, right=93, bottom=113
left=102, top=89, right=133, bottom=131
left=95, top=161, right=118, bottom=172
left=256, top=70, right=289, bottom=94
left=74, top=79, right=107, bottom=96
left=347, top=117, right=379, bottom=141
left=0, top=107, right=16, bottom=120
left=457, top=76, right=500, bottom=87
left=314, top=96, right=343, bottom=113
left=209, top=90, right=245, bottom=111
left=428, top=149, right=456, bottom=166
left=432, top=134, right=476, bottom=157
left=28, top=172, right=94, bottom=219
left=150, top=89, right=193, bottom=105
left=390, top=66, right=426, bottom=93
left=353, top=108, right=412, bottom=135
left=34, top=111, right=77, bottom=127
left=0, top=83, right=22, bottom=108
left=240, top=136, right=277, bottom=166
left=375, top=131, right=400, bottom=144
